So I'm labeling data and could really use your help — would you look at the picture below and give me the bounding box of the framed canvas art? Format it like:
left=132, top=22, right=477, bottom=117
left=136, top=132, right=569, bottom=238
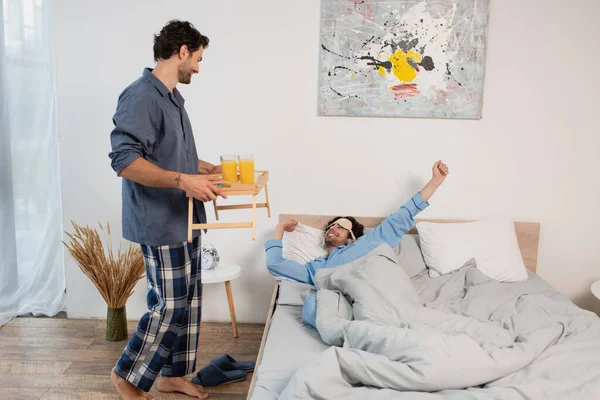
left=318, top=0, right=491, bottom=119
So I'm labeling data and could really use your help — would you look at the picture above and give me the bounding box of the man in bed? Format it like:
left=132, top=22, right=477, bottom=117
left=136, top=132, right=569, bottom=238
left=264, top=160, right=449, bottom=327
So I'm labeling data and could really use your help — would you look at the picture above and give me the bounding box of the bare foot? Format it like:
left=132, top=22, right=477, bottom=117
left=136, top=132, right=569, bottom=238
left=111, top=369, right=154, bottom=400
left=158, top=376, right=209, bottom=399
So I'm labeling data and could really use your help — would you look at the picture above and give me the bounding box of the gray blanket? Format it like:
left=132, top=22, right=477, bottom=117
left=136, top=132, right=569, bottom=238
left=279, top=245, right=600, bottom=399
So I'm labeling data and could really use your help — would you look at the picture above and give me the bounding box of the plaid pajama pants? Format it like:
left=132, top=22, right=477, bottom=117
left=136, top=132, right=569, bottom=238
left=113, top=236, right=202, bottom=392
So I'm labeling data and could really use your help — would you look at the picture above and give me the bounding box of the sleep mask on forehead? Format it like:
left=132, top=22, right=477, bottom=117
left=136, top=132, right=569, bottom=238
left=326, top=218, right=356, bottom=241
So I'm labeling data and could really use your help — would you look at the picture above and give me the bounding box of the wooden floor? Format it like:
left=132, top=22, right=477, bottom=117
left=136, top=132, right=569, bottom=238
left=0, top=318, right=264, bottom=400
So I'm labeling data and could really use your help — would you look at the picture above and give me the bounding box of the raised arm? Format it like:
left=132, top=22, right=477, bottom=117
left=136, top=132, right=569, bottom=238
left=364, top=161, right=449, bottom=247
left=419, top=160, right=448, bottom=202
left=264, top=219, right=313, bottom=284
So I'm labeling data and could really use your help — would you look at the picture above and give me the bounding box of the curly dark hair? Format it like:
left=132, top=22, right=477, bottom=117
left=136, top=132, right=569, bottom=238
left=325, top=216, right=365, bottom=240
left=153, top=20, right=209, bottom=62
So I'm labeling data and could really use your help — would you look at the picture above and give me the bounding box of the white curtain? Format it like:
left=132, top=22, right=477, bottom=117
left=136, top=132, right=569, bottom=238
left=0, top=0, right=65, bottom=326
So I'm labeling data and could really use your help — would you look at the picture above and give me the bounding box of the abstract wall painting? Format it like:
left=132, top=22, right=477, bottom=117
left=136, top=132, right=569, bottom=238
left=318, top=0, right=491, bottom=119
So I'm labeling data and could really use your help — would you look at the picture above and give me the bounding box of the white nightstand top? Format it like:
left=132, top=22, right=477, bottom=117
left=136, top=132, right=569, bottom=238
left=202, top=264, right=241, bottom=284
left=591, top=280, right=600, bottom=301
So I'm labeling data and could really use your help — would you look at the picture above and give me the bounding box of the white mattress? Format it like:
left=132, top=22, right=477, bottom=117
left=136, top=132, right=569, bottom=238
left=250, top=281, right=329, bottom=400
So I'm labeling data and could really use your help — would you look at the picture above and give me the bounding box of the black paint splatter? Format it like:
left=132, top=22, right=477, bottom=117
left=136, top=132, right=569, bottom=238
left=360, top=35, right=375, bottom=50
left=398, top=38, right=419, bottom=52
left=445, top=63, right=464, bottom=86
left=321, top=44, right=351, bottom=60
left=334, top=66, right=353, bottom=72
left=419, top=56, right=435, bottom=71
left=329, top=84, right=344, bottom=97
left=332, top=66, right=360, bottom=77
left=359, top=56, right=392, bottom=71
left=381, top=37, right=419, bottom=53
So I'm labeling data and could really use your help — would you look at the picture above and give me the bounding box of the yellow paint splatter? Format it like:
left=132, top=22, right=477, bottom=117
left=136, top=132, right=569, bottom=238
left=378, top=49, right=422, bottom=84
left=389, top=49, right=422, bottom=83
left=351, top=73, right=355, bottom=78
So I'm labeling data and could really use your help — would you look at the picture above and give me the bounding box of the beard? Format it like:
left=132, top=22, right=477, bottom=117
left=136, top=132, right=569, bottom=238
left=178, top=65, right=193, bottom=84
left=325, top=236, right=345, bottom=248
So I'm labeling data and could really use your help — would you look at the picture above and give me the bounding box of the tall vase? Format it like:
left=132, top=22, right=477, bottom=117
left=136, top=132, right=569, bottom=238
left=106, top=306, right=128, bottom=341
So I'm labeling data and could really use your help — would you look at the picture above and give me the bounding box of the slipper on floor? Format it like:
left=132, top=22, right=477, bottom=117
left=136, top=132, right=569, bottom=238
left=191, top=363, right=246, bottom=387
left=211, top=353, right=256, bottom=372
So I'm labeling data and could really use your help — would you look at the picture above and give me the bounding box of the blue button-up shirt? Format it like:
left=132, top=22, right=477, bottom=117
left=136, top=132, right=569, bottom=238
left=109, top=68, right=206, bottom=246
left=264, top=192, right=429, bottom=326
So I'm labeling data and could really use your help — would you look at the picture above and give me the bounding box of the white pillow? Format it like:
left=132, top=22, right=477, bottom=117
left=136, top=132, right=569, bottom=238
left=282, top=223, right=327, bottom=264
left=416, top=219, right=528, bottom=282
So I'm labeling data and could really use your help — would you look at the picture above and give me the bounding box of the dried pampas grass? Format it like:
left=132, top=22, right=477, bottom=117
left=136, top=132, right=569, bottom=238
left=62, top=221, right=145, bottom=308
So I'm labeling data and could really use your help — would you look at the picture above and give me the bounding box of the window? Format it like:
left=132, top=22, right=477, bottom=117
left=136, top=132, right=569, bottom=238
left=0, top=0, right=65, bottom=326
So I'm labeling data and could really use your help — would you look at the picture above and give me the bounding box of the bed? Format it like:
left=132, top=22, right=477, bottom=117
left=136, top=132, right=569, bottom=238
left=247, top=215, right=600, bottom=399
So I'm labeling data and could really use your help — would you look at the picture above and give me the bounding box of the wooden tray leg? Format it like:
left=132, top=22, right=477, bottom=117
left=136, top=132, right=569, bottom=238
left=213, top=199, right=220, bottom=221
left=188, top=197, right=194, bottom=242
left=252, top=194, right=257, bottom=240
left=264, top=183, right=271, bottom=218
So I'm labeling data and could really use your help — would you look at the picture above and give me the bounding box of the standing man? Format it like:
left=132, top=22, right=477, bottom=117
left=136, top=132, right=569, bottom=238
left=108, top=20, right=224, bottom=400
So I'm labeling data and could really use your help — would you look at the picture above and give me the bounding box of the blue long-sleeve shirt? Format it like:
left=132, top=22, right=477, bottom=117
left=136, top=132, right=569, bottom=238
left=264, top=192, right=429, bottom=327
left=108, top=68, right=206, bottom=246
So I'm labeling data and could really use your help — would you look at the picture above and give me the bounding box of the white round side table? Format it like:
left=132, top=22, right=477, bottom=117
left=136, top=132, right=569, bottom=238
left=202, top=264, right=242, bottom=338
left=591, top=280, right=600, bottom=302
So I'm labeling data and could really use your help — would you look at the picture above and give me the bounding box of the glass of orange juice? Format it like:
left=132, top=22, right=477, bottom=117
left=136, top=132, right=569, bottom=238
left=220, top=155, right=238, bottom=182
left=238, top=154, right=255, bottom=184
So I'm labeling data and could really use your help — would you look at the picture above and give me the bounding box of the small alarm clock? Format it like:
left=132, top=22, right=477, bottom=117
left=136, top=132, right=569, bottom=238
left=200, top=244, right=220, bottom=271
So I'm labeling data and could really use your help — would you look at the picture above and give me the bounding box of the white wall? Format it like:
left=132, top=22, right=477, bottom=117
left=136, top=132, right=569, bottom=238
left=55, top=0, right=600, bottom=322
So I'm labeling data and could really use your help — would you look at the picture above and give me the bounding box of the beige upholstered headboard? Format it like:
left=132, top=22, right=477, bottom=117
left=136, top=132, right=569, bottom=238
left=279, top=215, right=541, bottom=272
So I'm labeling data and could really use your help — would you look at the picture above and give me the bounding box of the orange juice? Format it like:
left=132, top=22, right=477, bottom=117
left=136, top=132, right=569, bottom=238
left=238, top=157, right=255, bottom=184
left=220, top=156, right=238, bottom=182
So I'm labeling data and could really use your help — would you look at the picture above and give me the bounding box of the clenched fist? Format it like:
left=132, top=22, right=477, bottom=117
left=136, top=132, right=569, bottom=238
left=432, top=160, right=449, bottom=185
